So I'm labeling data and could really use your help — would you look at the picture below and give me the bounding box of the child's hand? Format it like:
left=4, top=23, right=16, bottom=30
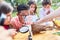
left=0, top=27, right=13, bottom=40
left=45, top=9, right=50, bottom=15
left=47, top=10, right=50, bottom=15
left=8, top=29, right=17, bottom=36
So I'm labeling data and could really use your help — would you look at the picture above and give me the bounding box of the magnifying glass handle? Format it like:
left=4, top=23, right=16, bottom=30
left=28, top=34, right=32, bottom=40
left=27, top=25, right=32, bottom=40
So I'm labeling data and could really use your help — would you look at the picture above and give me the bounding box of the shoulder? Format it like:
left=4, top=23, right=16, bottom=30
left=11, top=16, right=18, bottom=22
left=39, top=8, right=44, bottom=14
left=1, top=13, right=6, bottom=19
left=11, top=16, right=18, bottom=20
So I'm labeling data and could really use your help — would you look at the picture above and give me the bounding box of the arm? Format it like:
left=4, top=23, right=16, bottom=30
left=37, top=7, right=60, bottom=24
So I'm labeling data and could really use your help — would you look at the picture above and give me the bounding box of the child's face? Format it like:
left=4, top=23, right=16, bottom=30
left=18, top=10, right=29, bottom=19
left=18, top=10, right=29, bottom=24
left=30, top=4, right=36, bottom=13
left=19, top=10, right=29, bottom=16
left=4, top=12, right=12, bottom=25
left=44, top=4, right=51, bottom=10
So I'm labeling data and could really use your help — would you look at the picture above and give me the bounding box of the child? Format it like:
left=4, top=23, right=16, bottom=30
left=0, top=1, right=13, bottom=29
left=25, top=1, right=38, bottom=25
left=10, top=4, right=29, bottom=31
left=39, top=0, right=54, bottom=26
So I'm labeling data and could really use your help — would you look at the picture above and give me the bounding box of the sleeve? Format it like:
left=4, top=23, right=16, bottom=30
left=10, top=18, right=22, bottom=29
left=39, top=9, right=44, bottom=19
left=0, top=18, right=5, bottom=25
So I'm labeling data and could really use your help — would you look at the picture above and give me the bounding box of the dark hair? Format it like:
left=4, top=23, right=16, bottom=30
left=0, top=3, right=13, bottom=16
left=27, top=1, right=37, bottom=13
left=0, top=3, right=13, bottom=25
left=42, top=0, right=51, bottom=6
left=17, top=4, right=29, bottom=14
left=0, top=5, right=12, bottom=14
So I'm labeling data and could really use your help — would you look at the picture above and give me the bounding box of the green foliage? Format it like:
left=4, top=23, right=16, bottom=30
left=17, top=0, right=28, bottom=4
left=5, top=0, right=29, bottom=6
left=52, top=0, right=60, bottom=3
left=5, top=0, right=11, bottom=2
left=12, top=12, right=17, bottom=17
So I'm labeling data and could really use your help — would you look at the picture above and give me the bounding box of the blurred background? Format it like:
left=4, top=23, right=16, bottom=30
left=5, top=0, right=60, bottom=17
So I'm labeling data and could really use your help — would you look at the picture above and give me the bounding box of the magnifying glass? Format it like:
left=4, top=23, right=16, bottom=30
left=19, top=25, right=32, bottom=40
left=19, top=26, right=29, bottom=33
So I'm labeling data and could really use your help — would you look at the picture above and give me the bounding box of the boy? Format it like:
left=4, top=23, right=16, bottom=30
left=39, top=0, right=54, bottom=26
left=10, top=4, right=29, bottom=31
